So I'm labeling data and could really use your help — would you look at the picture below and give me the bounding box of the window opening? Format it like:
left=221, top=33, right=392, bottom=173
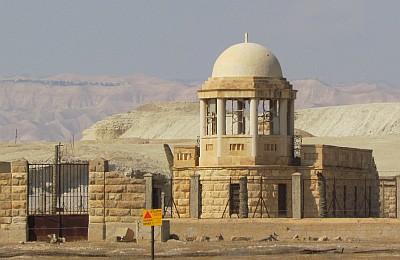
left=206, top=99, right=217, bottom=135
left=226, top=99, right=249, bottom=135
left=257, top=99, right=272, bottom=135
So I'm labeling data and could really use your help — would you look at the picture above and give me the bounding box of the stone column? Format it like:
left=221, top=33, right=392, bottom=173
left=199, top=99, right=207, bottom=161
left=250, top=98, right=258, bottom=157
left=288, top=99, right=295, bottom=136
left=189, top=175, right=200, bottom=218
left=216, top=98, right=226, bottom=157
left=279, top=99, right=288, bottom=136
left=10, top=159, right=28, bottom=242
left=396, top=175, right=400, bottom=219
left=317, top=172, right=328, bottom=217
left=199, top=99, right=207, bottom=138
left=239, top=177, right=249, bottom=218
left=144, top=173, right=153, bottom=209
left=88, top=158, right=108, bottom=241
left=271, top=100, right=280, bottom=135
left=291, top=172, right=302, bottom=219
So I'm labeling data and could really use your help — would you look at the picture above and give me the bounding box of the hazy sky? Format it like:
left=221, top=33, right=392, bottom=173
left=0, top=0, right=399, bottom=85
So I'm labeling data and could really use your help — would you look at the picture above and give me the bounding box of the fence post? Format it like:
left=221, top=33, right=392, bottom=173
left=291, top=172, right=302, bottom=219
left=88, top=158, right=108, bottom=241
left=396, top=176, right=400, bottom=219
left=189, top=175, right=200, bottom=218
left=10, top=159, right=28, bottom=242
left=317, top=172, right=328, bottom=217
left=144, top=173, right=153, bottom=209
left=161, top=191, right=165, bottom=216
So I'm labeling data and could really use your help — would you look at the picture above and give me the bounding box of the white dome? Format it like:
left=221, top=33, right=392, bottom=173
left=212, top=42, right=283, bottom=78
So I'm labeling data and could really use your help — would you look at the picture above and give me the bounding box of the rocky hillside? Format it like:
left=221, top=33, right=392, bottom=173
left=1, top=75, right=400, bottom=141
left=293, top=79, right=400, bottom=109
left=82, top=102, right=400, bottom=140
left=296, top=103, right=400, bottom=137
left=0, top=75, right=197, bottom=141
left=82, top=102, right=199, bottom=140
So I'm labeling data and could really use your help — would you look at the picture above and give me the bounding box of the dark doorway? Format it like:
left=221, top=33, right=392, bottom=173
left=199, top=183, right=203, bottom=217
left=278, top=184, right=287, bottom=217
left=152, top=187, right=162, bottom=209
left=229, top=184, right=240, bottom=216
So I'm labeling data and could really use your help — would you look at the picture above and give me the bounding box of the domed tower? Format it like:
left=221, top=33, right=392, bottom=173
left=198, top=35, right=297, bottom=166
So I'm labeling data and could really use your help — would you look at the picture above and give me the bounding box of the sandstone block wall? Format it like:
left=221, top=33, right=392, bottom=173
left=0, top=164, right=11, bottom=229
left=379, top=177, right=396, bottom=218
left=173, top=167, right=300, bottom=219
left=301, top=144, right=373, bottom=170
left=0, top=160, right=28, bottom=242
left=171, top=170, right=190, bottom=218
left=89, top=161, right=146, bottom=225
left=322, top=169, right=380, bottom=218
left=173, top=166, right=380, bottom=219
left=88, top=159, right=148, bottom=241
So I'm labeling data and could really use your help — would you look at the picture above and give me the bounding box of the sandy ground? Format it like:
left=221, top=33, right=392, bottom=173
left=1, top=240, right=400, bottom=259
left=0, top=140, right=173, bottom=175
left=1, top=134, right=400, bottom=176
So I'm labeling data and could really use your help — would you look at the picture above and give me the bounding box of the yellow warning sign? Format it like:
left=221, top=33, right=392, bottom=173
left=142, top=209, right=162, bottom=226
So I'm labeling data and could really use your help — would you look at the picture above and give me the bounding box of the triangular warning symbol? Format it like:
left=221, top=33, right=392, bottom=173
left=144, top=211, right=152, bottom=219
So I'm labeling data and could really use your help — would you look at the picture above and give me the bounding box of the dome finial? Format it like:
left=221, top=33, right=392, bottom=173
left=244, top=32, right=248, bottom=43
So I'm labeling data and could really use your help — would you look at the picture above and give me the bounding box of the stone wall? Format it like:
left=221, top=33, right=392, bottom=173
left=172, top=165, right=380, bottom=219
left=379, top=177, right=397, bottom=218
left=172, top=170, right=190, bottom=218
left=0, top=163, right=11, bottom=232
left=173, top=167, right=308, bottom=219
left=321, top=169, right=380, bottom=218
left=88, top=158, right=146, bottom=241
left=0, top=160, right=28, bottom=242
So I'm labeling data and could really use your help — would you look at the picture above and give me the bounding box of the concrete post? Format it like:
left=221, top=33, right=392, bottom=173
left=396, top=176, right=400, bottom=219
left=216, top=98, right=226, bottom=157
left=144, top=173, right=153, bottom=209
left=291, top=172, right=302, bottom=219
left=250, top=98, right=258, bottom=157
left=239, top=177, right=249, bottom=218
left=161, top=191, right=165, bottom=216
left=279, top=99, right=288, bottom=136
left=190, top=175, right=200, bottom=218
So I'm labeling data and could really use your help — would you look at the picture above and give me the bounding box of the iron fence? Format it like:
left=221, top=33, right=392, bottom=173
left=28, top=163, right=89, bottom=215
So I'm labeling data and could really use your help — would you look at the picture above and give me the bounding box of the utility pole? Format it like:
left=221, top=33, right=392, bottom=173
left=52, top=143, right=63, bottom=215
left=14, top=128, right=17, bottom=144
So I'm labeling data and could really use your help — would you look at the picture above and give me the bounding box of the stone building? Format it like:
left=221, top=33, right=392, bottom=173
left=0, top=158, right=170, bottom=242
left=172, top=37, right=380, bottom=219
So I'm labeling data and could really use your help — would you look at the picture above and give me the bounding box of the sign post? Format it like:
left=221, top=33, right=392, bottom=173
left=143, top=209, right=162, bottom=260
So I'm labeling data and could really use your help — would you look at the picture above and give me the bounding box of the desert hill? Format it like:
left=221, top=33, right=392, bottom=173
left=82, top=102, right=400, bottom=140
left=0, top=75, right=196, bottom=141
left=1, top=75, right=400, bottom=141
left=293, top=79, right=400, bottom=109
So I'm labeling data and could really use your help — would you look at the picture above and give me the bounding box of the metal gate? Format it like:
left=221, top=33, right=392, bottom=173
left=27, top=163, right=89, bottom=241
